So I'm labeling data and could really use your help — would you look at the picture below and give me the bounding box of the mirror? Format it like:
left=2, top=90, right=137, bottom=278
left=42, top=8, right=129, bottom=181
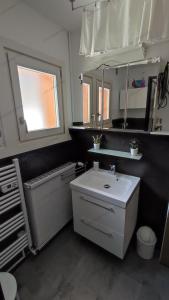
left=72, top=57, right=161, bottom=132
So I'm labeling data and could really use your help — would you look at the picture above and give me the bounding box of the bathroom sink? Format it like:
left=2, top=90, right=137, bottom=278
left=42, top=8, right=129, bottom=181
left=70, top=169, right=140, bottom=208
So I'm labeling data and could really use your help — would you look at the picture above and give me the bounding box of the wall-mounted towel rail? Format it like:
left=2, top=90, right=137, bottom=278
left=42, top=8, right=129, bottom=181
left=0, top=189, right=21, bottom=214
left=0, top=159, right=32, bottom=271
left=0, top=212, right=25, bottom=241
left=0, top=234, right=28, bottom=269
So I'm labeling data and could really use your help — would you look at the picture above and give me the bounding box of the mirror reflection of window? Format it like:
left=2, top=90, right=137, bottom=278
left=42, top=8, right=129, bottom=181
left=82, top=82, right=90, bottom=124
left=98, top=86, right=110, bottom=120
left=82, top=76, right=93, bottom=125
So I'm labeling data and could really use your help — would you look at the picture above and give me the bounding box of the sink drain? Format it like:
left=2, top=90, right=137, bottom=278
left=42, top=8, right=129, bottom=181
left=104, top=184, right=111, bottom=189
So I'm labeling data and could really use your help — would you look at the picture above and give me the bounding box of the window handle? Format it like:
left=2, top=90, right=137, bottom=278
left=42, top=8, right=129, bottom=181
left=19, top=116, right=25, bottom=125
left=19, top=117, right=28, bottom=132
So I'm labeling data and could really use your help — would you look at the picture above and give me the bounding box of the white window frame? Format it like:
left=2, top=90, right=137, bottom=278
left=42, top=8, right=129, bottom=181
left=0, top=117, right=4, bottom=147
left=82, top=76, right=93, bottom=125
left=96, top=80, right=112, bottom=124
left=7, top=50, right=65, bottom=141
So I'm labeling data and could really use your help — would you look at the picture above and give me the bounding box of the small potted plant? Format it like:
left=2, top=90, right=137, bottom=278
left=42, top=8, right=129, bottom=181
left=92, top=134, right=102, bottom=150
left=129, top=139, right=139, bottom=156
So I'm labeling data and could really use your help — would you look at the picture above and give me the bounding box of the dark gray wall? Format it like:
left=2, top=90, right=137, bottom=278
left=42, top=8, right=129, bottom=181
left=0, top=141, right=77, bottom=182
left=1, top=130, right=168, bottom=247
left=70, top=128, right=169, bottom=246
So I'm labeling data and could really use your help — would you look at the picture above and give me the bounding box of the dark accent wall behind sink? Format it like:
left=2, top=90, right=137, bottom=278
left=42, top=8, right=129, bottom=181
left=69, top=128, right=169, bottom=246
left=0, top=141, right=77, bottom=182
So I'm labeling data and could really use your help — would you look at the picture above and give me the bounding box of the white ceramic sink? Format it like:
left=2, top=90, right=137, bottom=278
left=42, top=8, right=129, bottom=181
left=70, top=169, right=140, bottom=208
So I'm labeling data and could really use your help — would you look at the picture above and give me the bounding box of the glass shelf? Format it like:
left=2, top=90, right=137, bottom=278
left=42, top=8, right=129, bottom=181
left=88, top=148, right=143, bottom=160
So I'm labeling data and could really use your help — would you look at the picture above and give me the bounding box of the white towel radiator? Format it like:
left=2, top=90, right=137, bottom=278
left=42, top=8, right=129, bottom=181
left=0, top=159, right=32, bottom=271
left=24, top=162, right=77, bottom=253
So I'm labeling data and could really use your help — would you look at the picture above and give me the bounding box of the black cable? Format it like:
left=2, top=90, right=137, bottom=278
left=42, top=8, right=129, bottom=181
left=158, top=62, right=169, bottom=109
left=0, top=284, right=5, bottom=300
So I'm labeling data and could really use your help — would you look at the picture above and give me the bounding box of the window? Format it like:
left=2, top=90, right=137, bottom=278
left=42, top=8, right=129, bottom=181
left=17, top=66, right=59, bottom=132
left=97, top=81, right=111, bottom=121
left=98, top=86, right=110, bottom=120
left=82, top=76, right=92, bottom=124
left=8, top=51, right=64, bottom=141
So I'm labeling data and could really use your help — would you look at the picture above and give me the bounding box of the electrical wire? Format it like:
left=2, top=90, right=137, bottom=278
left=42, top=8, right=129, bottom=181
left=158, top=62, right=169, bottom=109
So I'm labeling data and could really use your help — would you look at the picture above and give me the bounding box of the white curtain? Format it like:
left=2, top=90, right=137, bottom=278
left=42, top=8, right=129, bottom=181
left=80, top=0, right=169, bottom=57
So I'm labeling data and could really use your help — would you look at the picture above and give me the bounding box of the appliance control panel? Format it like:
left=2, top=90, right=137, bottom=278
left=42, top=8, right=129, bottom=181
left=0, top=180, right=18, bottom=194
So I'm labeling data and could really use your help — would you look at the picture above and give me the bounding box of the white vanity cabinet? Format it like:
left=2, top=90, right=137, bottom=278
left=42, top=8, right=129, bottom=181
left=71, top=186, right=139, bottom=259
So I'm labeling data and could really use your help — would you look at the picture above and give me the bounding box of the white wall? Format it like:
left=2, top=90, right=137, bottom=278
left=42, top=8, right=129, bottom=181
left=69, top=30, right=83, bottom=122
left=0, top=0, right=72, bottom=159
left=70, top=30, right=169, bottom=129
left=115, top=63, right=160, bottom=119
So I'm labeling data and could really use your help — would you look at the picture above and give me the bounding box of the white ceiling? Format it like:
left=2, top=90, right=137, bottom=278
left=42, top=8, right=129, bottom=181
left=23, top=0, right=93, bottom=31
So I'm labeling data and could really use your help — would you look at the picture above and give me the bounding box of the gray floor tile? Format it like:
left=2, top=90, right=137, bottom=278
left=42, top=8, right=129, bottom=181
left=14, top=224, right=169, bottom=300
left=108, top=273, right=141, bottom=300
left=137, top=282, right=161, bottom=300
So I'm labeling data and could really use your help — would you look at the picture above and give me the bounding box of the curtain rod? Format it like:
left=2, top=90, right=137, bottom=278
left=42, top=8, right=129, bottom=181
left=79, top=57, right=160, bottom=80
left=97, top=57, right=161, bottom=70
left=69, top=0, right=97, bottom=11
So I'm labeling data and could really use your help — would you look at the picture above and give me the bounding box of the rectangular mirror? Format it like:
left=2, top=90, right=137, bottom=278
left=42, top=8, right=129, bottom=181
left=72, top=57, right=161, bottom=132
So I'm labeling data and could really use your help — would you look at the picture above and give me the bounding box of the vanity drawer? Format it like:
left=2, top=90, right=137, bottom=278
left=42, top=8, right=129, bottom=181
left=74, top=216, right=125, bottom=258
left=72, top=191, right=126, bottom=235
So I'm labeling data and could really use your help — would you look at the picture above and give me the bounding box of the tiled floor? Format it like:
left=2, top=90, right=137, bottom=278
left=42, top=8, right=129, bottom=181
left=14, top=224, right=169, bottom=300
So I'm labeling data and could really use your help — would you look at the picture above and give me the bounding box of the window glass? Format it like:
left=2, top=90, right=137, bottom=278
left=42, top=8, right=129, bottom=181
left=99, top=87, right=110, bottom=120
left=17, top=66, right=59, bottom=132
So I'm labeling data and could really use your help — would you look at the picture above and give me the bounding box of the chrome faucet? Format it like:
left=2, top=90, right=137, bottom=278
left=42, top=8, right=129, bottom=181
left=110, top=164, right=116, bottom=175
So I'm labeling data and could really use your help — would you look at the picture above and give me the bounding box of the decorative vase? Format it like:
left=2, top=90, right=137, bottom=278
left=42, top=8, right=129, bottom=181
left=130, top=148, right=138, bottom=156
left=94, top=143, right=100, bottom=150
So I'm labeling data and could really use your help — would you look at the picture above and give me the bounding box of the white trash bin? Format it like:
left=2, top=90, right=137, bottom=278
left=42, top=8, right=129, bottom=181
left=137, top=226, right=157, bottom=260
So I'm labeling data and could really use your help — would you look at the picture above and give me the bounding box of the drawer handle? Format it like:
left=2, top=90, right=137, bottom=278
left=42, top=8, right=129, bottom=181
left=80, top=196, right=115, bottom=213
left=80, top=218, right=113, bottom=238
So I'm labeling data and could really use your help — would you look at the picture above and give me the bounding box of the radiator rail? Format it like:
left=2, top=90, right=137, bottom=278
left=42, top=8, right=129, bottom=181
left=0, top=159, right=31, bottom=271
